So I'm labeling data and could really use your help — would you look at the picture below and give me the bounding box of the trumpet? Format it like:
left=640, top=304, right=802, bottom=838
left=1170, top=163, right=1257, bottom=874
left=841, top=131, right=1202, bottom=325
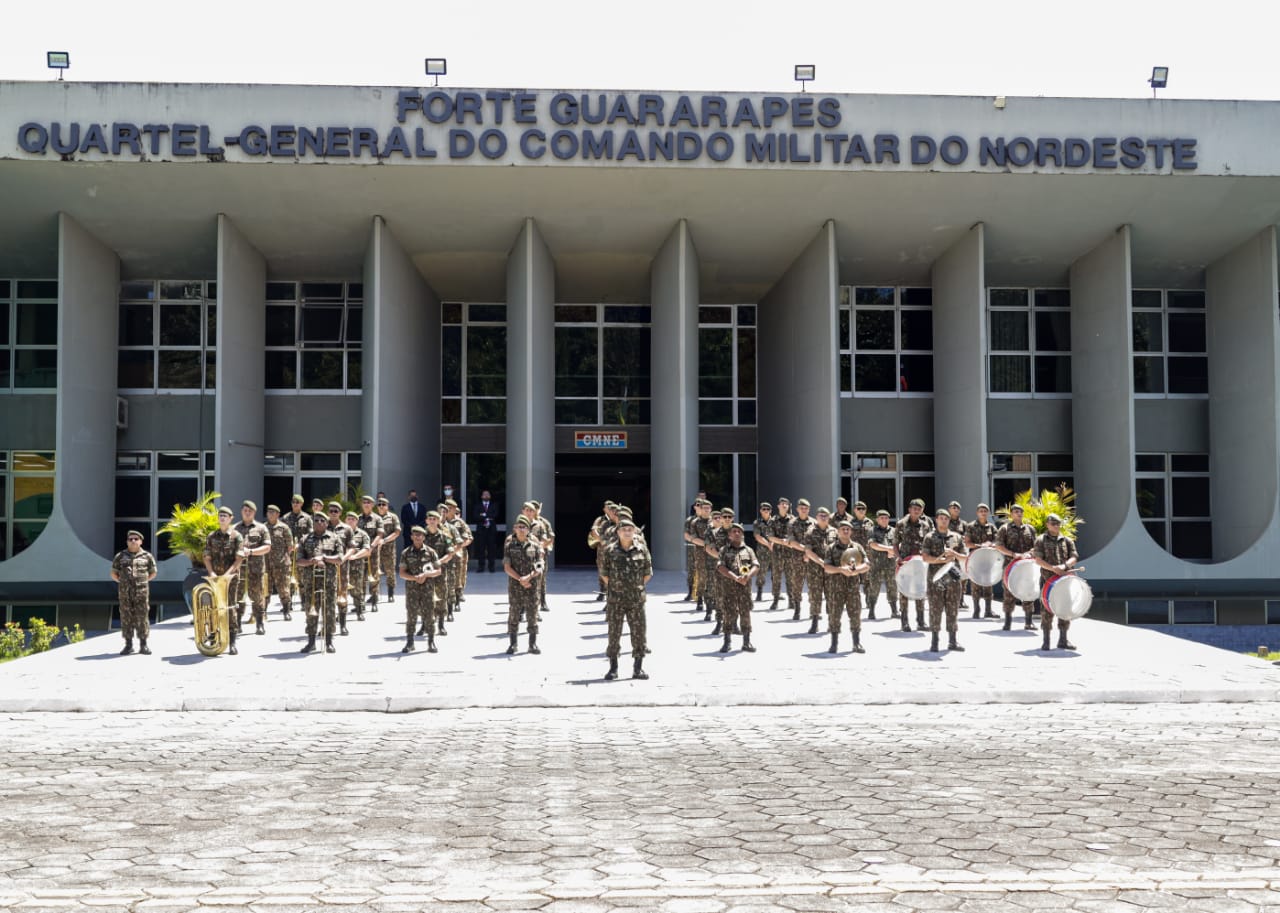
left=739, top=563, right=753, bottom=576
left=367, top=540, right=381, bottom=585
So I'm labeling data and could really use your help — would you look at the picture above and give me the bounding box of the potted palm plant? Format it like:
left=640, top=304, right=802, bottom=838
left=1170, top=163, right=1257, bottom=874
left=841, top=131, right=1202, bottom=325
left=158, top=490, right=222, bottom=611
left=999, top=484, right=1083, bottom=537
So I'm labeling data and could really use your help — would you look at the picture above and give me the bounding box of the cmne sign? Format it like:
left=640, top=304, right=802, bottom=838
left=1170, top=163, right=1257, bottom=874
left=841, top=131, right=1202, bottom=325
left=575, top=431, right=628, bottom=450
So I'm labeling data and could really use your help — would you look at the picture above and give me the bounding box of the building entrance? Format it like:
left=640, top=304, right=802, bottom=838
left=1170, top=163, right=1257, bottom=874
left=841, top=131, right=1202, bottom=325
left=553, top=452, right=650, bottom=566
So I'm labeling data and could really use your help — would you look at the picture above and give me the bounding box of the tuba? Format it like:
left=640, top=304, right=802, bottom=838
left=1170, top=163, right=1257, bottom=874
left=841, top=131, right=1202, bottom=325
left=191, top=574, right=232, bottom=657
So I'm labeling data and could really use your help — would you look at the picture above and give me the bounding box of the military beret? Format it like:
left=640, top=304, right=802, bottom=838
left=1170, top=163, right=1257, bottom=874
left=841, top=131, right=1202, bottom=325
left=426, top=510, right=442, bottom=520
left=376, top=497, right=390, bottom=506
left=759, top=502, right=772, bottom=510
left=445, top=499, right=458, bottom=508
left=410, top=525, right=426, bottom=535
left=836, top=496, right=849, bottom=505
left=722, top=507, right=735, bottom=517
left=816, top=506, right=830, bottom=516
left=949, top=500, right=962, bottom=509
left=977, top=503, right=991, bottom=511
left=910, top=498, right=926, bottom=508
left=326, top=501, right=343, bottom=512
left=1046, top=513, right=1063, bottom=523
left=311, top=498, right=324, bottom=506
left=777, top=497, right=791, bottom=505
left=217, top=505, right=233, bottom=517
left=361, top=494, right=374, bottom=503
left=266, top=504, right=280, bottom=513
left=344, top=511, right=357, bottom=520
left=855, top=501, right=867, bottom=510
left=936, top=508, right=950, bottom=518
left=513, top=516, right=531, bottom=528
left=616, top=517, right=636, bottom=529
left=241, top=500, right=257, bottom=511
left=711, top=509, right=723, bottom=517
left=797, top=498, right=811, bottom=507
left=837, top=518, right=853, bottom=529
left=291, top=494, right=305, bottom=503
left=876, top=509, right=891, bottom=517
left=126, top=529, right=144, bottom=540
left=730, top=522, right=744, bottom=532
left=522, top=501, right=537, bottom=511
left=1009, top=504, right=1024, bottom=513
left=313, top=512, right=328, bottom=523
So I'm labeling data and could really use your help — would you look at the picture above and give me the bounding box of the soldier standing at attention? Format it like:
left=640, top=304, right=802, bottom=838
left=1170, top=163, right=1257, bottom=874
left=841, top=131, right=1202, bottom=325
left=233, top=500, right=271, bottom=635
left=867, top=509, right=900, bottom=626
left=398, top=525, right=442, bottom=653
left=922, top=509, right=969, bottom=653
left=263, top=505, right=295, bottom=622
left=831, top=497, right=852, bottom=529
left=699, top=507, right=722, bottom=623
left=1033, top=513, right=1080, bottom=652
left=111, top=530, right=157, bottom=655
left=531, top=500, right=555, bottom=615
left=375, top=496, right=400, bottom=607
left=421, top=510, right=455, bottom=634
left=995, top=504, right=1038, bottom=631
left=715, top=522, right=759, bottom=654
left=947, top=500, right=970, bottom=610
left=753, top=502, right=774, bottom=604
left=444, top=499, right=472, bottom=604
left=706, top=508, right=732, bottom=634
left=594, top=500, right=616, bottom=601
left=504, top=516, right=543, bottom=655
left=849, top=501, right=876, bottom=614
left=297, top=513, right=342, bottom=654
left=343, top=512, right=372, bottom=632
left=767, top=498, right=793, bottom=608
left=203, top=505, right=244, bottom=654
left=895, top=498, right=934, bottom=631
left=802, top=506, right=836, bottom=634
left=823, top=518, right=870, bottom=654
left=281, top=494, right=312, bottom=608
left=602, top=517, right=652, bottom=680
left=355, top=495, right=384, bottom=612
left=680, top=501, right=698, bottom=602
left=689, top=500, right=712, bottom=614
left=965, top=503, right=999, bottom=619
left=785, top=499, right=817, bottom=621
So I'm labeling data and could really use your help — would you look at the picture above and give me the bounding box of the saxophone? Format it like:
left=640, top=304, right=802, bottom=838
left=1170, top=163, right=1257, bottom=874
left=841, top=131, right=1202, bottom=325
left=191, top=574, right=232, bottom=657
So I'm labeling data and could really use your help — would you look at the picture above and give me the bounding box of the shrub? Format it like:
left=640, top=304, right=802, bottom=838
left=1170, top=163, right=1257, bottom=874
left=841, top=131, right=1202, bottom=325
left=27, top=617, right=57, bottom=653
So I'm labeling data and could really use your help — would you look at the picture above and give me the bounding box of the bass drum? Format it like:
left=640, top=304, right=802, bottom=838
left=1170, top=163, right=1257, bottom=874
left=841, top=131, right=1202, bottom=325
left=964, top=547, right=1003, bottom=587
left=895, top=555, right=929, bottom=602
left=1041, top=574, right=1093, bottom=621
left=1003, top=557, right=1042, bottom=603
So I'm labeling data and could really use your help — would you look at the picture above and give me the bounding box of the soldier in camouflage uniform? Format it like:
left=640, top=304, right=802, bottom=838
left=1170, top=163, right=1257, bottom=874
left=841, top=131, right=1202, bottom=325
left=698, top=507, right=721, bottom=622
left=595, top=500, right=617, bottom=601
left=202, top=505, right=245, bottom=654
left=375, top=497, right=400, bottom=606
left=602, top=517, right=652, bottom=680
left=947, top=500, right=971, bottom=611
left=895, top=498, right=934, bottom=630
left=784, top=499, right=817, bottom=620
left=922, top=509, right=969, bottom=653
left=802, top=506, right=837, bottom=634
left=282, top=494, right=312, bottom=608
left=343, top=512, right=372, bottom=632
left=323, top=501, right=354, bottom=612
left=531, top=500, right=554, bottom=614
left=398, top=525, right=442, bottom=653
left=681, top=502, right=697, bottom=601
left=831, top=496, right=851, bottom=530
left=355, top=495, right=384, bottom=611
left=504, top=516, right=544, bottom=655
left=753, top=502, right=774, bottom=604
left=715, top=523, right=758, bottom=654
left=867, top=509, right=900, bottom=625
left=706, top=509, right=732, bottom=634
left=297, top=513, right=342, bottom=654
left=767, top=498, right=793, bottom=606
left=421, top=511, right=455, bottom=635
left=848, top=501, right=876, bottom=614
left=964, top=503, right=999, bottom=620
left=689, top=500, right=713, bottom=614
left=444, top=499, right=472, bottom=606
left=822, top=519, right=870, bottom=654
left=111, top=530, right=157, bottom=655
left=995, top=504, right=1038, bottom=631
left=232, top=500, right=272, bottom=635
left=1033, top=514, right=1081, bottom=652
left=263, top=506, right=295, bottom=622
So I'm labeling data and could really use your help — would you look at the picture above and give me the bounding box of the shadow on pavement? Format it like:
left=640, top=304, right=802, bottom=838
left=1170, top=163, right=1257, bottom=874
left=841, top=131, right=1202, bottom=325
left=1015, top=649, right=1081, bottom=659
left=162, top=654, right=217, bottom=665
left=260, top=651, right=313, bottom=661
left=900, top=650, right=945, bottom=662
left=74, top=653, right=124, bottom=661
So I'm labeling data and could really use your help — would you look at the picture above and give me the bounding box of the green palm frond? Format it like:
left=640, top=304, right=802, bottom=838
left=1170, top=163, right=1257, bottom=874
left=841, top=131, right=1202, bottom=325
left=158, top=490, right=223, bottom=563
left=320, top=482, right=371, bottom=519
left=998, top=484, right=1083, bottom=538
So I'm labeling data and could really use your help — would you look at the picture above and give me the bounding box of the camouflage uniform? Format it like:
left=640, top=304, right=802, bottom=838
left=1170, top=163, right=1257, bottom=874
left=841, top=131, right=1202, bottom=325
left=691, top=515, right=713, bottom=609
left=706, top=524, right=730, bottom=625
left=422, top=525, right=455, bottom=623
left=718, top=542, right=759, bottom=638
left=447, top=513, right=472, bottom=601
left=297, top=529, right=341, bottom=638
left=865, top=522, right=898, bottom=616
left=752, top=515, right=773, bottom=600
left=112, top=547, right=156, bottom=642
left=399, top=542, right=440, bottom=639
left=505, top=535, right=542, bottom=638
left=682, top=513, right=698, bottom=596
left=355, top=510, right=384, bottom=605
left=1034, top=531, right=1080, bottom=635
left=203, top=528, right=244, bottom=634
left=923, top=528, right=967, bottom=635
left=848, top=514, right=875, bottom=608
left=997, top=520, right=1038, bottom=626
left=895, top=514, right=934, bottom=622
left=785, top=514, right=816, bottom=611
left=282, top=509, right=312, bottom=604
left=965, top=519, right=999, bottom=617
left=263, top=519, right=294, bottom=616
left=345, top=524, right=372, bottom=625
left=378, top=510, right=401, bottom=600
left=603, top=540, right=651, bottom=662
left=232, top=518, right=269, bottom=625
left=803, top=522, right=836, bottom=620
left=532, top=515, right=555, bottom=609
left=328, top=519, right=355, bottom=608
left=595, top=513, right=614, bottom=594
left=767, top=512, right=790, bottom=601
left=823, top=539, right=866, bottom=637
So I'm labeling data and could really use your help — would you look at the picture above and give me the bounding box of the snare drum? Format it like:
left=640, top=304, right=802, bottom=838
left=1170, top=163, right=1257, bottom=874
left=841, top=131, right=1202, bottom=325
left=895, top=555, right=929, bottom=601
left=965, top=547, right=1003, bottom=587
left=1003, top=557, right=1042, bottom=603
left=1041, top=574, right=1093, bottom=621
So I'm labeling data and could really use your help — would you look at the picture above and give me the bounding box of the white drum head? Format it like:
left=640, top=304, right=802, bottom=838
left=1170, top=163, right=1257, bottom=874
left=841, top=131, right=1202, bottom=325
left=896, top=556, right=928, bottom=601
left=1045, top=575, right=1093, bottom=621
left=965, top=547, right=1003, bottom=587
left=1004, top=558, right=1041, bottom=603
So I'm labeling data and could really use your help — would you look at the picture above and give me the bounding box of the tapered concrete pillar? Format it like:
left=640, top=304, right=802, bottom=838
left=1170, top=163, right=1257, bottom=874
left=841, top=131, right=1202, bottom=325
left=1069, top=226, right=1134, bottom=554
left=1205, top=227, right=1280, bottom=561
left=506, top=219, right=556, bottom=525
left=0, top=213, right=120, bottom=595
left=214, top=214, right=266, bottom=505
left=363, top=216, right=441, bottom=507
left=758, top=222, right=839, bottom=504
left=649, top=220, right=699, bottom=569
left=931, top=224, right=987, bottom=510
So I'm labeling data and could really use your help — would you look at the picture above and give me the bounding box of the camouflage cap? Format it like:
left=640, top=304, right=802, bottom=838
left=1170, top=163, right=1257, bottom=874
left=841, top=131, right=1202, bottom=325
left=444, top=499, right=458, bottom=508
left=1009, top=504, right=1025, bottom=513
left=126, top=529, right=144, bottom=540
left=522, top=501, right=537, bottom=511
left=936, top=508, right=951, bottom=519
left=710, top=509, right=723, bottom=517
left=513, top=516, right=531, bottom=529
left=410, top=525, right=426, bottom=535
left=948, top=500, right=962, bottom=509
left=361, top=494, right=374, bottom=503
left=854, top=501, right=867, bottom=510
left=376, top=497, right=390, bottom=506
left=531, top=500, right=543, bottom=510
left=425, top=510, right=442, bottom=520
left=816, top=506, right=830, bottom=516
left=777, top=497, right=791, bottom=505
left=311, top=498, right=324, bottom=506
left=266, top=504, right=280, bottom=513
left=876, top=509, right=891, bottom=517
left=616, top=517, right=636, bottom=529
left=344, top=511, right=357, bottom=520
left=326, top=501, right=343, bottom=513
left=312, top=512, right=328, bottom=523
left=604, top=500, right=617, bottom=508
left=217, top=505, right=233, bottom=517
left=759, top=502, right=772, bottom=510
left=241, top=500, right=257, bottom=511
left=796, top=498, right=811, bottom=508
left=909, top=498, right=926, bottom=508
left=291, top=494, right=305, bottom=503
left=836, top=496, right=849, bottom=505
left=1046, top=513, right=1063, bottom=524
left=729, top=522, right=744, bottom=532
left=721, top=507, right=735, bottom=517
left=977, top=503, right=991, bottom=511
left=837, top=518, right=853, bottom=529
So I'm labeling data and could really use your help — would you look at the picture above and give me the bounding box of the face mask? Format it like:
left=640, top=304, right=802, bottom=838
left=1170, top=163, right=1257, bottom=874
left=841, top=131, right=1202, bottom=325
left=443, top=488, right=453, bottom=497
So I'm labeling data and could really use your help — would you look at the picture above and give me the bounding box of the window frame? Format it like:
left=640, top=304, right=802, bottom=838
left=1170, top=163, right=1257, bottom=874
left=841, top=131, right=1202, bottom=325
left=117, top=279, right=217, bottom=394
left=1132, top=288, right=1208, bottom=399
left=697, top=304, right=757, bottom=426
left=442, top=302, right=508, bottom=426
left=2, top=280, right=59, bottom=392
left=1135, top=452, right=1213, bottom=560
left=553, top=303, right=652, bottom=426
left=840, top=286, right=934, bottom=398
left=986, top=287, right=1072, bottom=398
left=264, top=281, right=363, bottom=394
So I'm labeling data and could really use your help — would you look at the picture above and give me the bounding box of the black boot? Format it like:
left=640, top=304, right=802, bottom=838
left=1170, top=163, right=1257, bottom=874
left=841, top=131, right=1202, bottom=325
left=120, top=638, right=134, bottom=656
left=984, top=600, right=997, bottom=619
left=930, top=632, right=940, bottom=652
left=529, top=632, right=541, bottom=655
left=867, top=606, right=876, bottom=621
left=540, top=602, right=549, bottom=613
left=1025, top=613, right=1036, bottom=631
left=1057, top=630, right=1077, bottom=651
left=402, top=634, right=415, bottom=653
left=427, top=635, right=437, bottom=653
left=368, top=594, right=378, bottom=609
left=437, top=619, right=448, bottom=636
left=719, top=634, right=731, bottom=653
left=770, top=597, right=779, bottom=610
left=852, top=633, right=865, bottom=654
left=1041, top=629, right=1052, bottom=651
left=506, top=633, right=517, bottom=655
left=792, top=604, right=801, bottom=621
left=301, top=634, right=316, bottom=654
left=139, top=638, right=151, bottom=655
left=756, top=585, right=763, bottom=603
left=596, top=592, right=605, bottom=602
left=325, top=634, right=336, bottom=653
left=807, top=617, right=819, bottom=635
left=228, top=629, right=238, bottom=655
left=828, top=632, right=839, bottom=654
left=255, top=618, right=265, bottom=635
left=683, top=589, right=692, bottom=602
left=900, top=616, right=912, bottom=632
left=711, top=620, right=722, bottom=636
left=973, top=605, right=981, bottom=620
left=282, top=609, right=292, bottom=621
left=916, top=608, right=926, bottom=630
left=605, top=657, right=619, bottom=680
left=703, top=605, right=712, bottom=622
left=742, top=634, right=756, bottom=653
left=1003, top=613, right=1013, bottom=631
left=417, top=622, right=428, bottom=636
left=355, top=607, right=365, bottom=622
left=948, top=634, right=965, bottom=652
left=339, top=611, right=349, bottom=636
left=696, top=598, right=704, bottom=614
left=632, top=657, right=648, bottom=680
left=382, top=584, right=391, bottom=607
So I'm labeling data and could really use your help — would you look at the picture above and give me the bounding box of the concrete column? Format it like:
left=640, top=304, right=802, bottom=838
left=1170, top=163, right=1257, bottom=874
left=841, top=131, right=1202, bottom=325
left=757, top=221, right=839, bottom=504
left=363, top=216, right=441, bottom=506
left=649, top=220, right=699, bottom=570
left=0, top=213, right=120, bottom=593
left=931, top=223, right=987, bottom=510
left=213, top=214, right=265, bottom=504
left=505, top=218, right=556, bottom=525
left=1205, top=226, right=1280, bottom=561
left=1069, top=226, right=1134, bottom=554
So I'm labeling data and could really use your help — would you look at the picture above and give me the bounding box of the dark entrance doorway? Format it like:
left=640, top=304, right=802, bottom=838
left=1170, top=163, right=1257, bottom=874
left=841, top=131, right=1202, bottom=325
left=553, top=452, right=650, bottom=566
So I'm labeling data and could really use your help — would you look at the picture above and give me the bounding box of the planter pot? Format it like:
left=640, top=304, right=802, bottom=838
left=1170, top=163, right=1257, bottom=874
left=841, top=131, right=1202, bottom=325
left=181, top=567, right=207, bottom=613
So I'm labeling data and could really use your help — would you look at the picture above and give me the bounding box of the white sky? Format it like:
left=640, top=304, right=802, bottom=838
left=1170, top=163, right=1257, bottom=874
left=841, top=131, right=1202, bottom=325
left=4, top=0, right=1279, bottom=100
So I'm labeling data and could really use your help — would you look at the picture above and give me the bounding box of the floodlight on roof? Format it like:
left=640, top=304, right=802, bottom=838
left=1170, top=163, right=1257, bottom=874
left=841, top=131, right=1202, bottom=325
left=425, top=58, right=447, bottom=87
left=1149, top=66, right=1168, bottom=96
left=47, top=51, right=69, bottom=80
left=794, top=64, right=815, bottom=93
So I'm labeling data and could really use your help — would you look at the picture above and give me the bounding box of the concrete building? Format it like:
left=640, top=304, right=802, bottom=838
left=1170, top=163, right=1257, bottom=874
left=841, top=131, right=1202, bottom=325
left=0, top=80, right=1278, bottom=643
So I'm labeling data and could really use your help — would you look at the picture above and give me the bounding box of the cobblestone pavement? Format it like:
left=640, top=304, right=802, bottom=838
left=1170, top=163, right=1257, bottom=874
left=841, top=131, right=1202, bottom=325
left=2, top=704, right=1279, bottom=911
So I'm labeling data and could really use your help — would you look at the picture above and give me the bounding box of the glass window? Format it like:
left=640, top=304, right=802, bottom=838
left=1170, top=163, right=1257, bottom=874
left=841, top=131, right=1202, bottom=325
left=1127, top=600, right=1170, bottom=624
left=1132, top=290, right=1207, bottom=397
left=555, top=327, right=598, bottom=397
left=265, top=281, right=360, bottom=392
left=466, top=326, right=507, bottom=397
left=847, top=452, right=934, bottom=517
left=1266, top=601, right=1280, bottom=625
left=1172, top=600, right=1215, bottom=625
left=698, top=306, right=757, bottom=424
left=989, top=288, right=1070, bottom=396
left=1137, top=452, right=1211, bottom=559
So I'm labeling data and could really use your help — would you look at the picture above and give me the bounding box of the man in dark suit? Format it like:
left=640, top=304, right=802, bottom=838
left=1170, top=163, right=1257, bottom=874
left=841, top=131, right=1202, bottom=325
left=401, top=490, right=427, bottom=548
left=473, top=489, right=501, bottom=572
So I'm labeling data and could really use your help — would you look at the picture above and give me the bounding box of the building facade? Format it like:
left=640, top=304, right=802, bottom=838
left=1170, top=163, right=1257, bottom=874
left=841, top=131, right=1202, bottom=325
left=1, top=81, right=1279, bottom=636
